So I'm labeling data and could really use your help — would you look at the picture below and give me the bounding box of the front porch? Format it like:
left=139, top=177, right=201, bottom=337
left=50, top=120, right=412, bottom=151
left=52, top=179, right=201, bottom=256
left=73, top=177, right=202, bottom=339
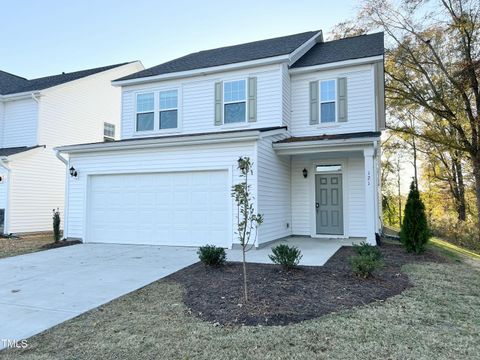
left=227, top=236, right=356, bottom=266
left=271, top=132, right=381, bottom=245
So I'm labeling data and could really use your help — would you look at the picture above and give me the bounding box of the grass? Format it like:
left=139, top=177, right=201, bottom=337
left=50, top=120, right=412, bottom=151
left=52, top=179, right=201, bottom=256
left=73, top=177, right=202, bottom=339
left=0, top=234, right=56, bottom=259
left=3, top=243, right=480, bottom=360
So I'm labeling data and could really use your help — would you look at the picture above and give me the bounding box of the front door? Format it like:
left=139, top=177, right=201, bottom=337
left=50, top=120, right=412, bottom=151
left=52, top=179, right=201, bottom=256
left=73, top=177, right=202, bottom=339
left=315, top=174, right=343, bottom=235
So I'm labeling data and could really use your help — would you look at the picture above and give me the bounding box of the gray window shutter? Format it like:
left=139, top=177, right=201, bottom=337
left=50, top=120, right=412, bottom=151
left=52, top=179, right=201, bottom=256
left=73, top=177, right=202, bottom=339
left=309, top=81, right=319, bottom=125
left=248, top=77, right=257, bottom=122
left=214, top=81, right=223, bottom=126
left=337, top=77, right=348, bottom=122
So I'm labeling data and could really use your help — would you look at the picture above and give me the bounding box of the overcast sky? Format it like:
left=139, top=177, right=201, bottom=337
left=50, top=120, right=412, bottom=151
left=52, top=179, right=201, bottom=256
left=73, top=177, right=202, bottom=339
left=0, top=0, right=358, bottom=79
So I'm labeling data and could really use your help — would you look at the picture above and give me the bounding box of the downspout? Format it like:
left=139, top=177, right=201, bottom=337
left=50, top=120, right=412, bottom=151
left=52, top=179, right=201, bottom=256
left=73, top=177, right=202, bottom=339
left=55, top=150, right=69, bottom=240
left=0, top=157, right=11, bottom=235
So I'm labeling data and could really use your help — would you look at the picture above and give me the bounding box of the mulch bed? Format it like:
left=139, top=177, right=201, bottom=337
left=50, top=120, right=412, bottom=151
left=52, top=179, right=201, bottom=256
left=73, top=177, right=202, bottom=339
left=40, top=240, right=82, bottom=250
left=166, top=243, right=446, bottom=326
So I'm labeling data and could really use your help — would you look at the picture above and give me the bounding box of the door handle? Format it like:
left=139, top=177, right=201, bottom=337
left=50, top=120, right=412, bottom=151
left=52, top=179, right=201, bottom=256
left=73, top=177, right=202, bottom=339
left=315, top=202, right=319, bottom=213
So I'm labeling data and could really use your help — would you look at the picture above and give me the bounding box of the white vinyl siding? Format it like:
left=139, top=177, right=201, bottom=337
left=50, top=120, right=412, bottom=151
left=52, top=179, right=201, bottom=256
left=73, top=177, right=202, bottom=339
left=65, top=141, right=257, bottom=244
left=121, top=64, right=283, bottom=139
left=257, top=133, right=292, bottom=244
left=290, top=64, right=376, bottom=136
left=281, top=63, right=291, bottom=127
left=7, top=147, right=66, bottom=233
left=0, top=99, right=38, bottom=148
left=290, top=155, right=366, bottom=237
left=37, top=62, right=144, bottom=147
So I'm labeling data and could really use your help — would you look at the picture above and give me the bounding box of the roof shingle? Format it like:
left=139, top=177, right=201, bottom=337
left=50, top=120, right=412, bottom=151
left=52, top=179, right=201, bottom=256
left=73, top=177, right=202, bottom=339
left=291, top=32, right=384, bottom=68
left=0, top=62, right=133, bottom=95
left=116, top=31, right=320, bottom=81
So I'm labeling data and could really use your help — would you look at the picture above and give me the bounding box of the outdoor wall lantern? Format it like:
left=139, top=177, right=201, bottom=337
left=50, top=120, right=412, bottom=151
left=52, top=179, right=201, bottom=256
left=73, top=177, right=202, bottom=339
left=69, top=166, right=78, bottom=178
left=302, top=168, right=308, bottom=178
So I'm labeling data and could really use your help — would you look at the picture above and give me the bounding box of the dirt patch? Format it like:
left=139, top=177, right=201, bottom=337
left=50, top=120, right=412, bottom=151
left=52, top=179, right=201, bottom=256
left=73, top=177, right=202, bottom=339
left=166, top=243, right=446, bottom=326
left=0, top=235, right=80, bottom=259
left=40, top=240, right=82, bottom=250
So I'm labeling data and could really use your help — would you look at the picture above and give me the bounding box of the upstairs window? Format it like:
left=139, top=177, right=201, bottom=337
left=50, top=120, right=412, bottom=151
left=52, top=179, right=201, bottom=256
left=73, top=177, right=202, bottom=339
left=159, top=90, right=178, bottom=129
left=320, top=80, right=336, bottom=123
left=103, top=122, right=115, bottom=141
left=136, top=93, right=154, bottom=131
left=224, top=80, right=246, bottom=123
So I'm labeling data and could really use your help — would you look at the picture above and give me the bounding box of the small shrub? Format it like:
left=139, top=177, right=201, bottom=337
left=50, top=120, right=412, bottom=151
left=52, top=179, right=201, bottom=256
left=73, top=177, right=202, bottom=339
left=349, top=243, right=383, bottom=278
left=52, top=208, right=61, bottom=243
left=353, top=241, right=382, bottom=260
left=269, top=244, right=302, bottom=269
left=197, top=245, right=226, bottom=266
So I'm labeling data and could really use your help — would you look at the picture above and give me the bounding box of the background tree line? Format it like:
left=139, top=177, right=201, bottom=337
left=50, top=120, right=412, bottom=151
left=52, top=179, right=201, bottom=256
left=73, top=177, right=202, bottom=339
left=331, top=0, right=480, bottom=251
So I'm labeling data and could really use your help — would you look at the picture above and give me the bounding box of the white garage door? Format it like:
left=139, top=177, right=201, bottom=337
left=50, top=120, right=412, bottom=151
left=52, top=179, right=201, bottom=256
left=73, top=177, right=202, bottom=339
left=87, top=170, right=230, bottom=247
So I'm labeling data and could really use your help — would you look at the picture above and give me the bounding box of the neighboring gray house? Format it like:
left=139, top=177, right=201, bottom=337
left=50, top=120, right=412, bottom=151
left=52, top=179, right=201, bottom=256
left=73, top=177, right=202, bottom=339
left=0, top=61, right=144, bottom=234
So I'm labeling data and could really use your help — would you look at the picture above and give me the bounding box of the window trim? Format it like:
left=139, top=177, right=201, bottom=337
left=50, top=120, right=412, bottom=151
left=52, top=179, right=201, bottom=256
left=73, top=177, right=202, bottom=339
left=319, top=79, right=337, bottom=124
left=159, top=90, right=179, bottom=130
left=222, top=79, right=247, bottom=124
left=134, top=88, right=181, bottom=134
left=103, top=122, right=116, bottom=141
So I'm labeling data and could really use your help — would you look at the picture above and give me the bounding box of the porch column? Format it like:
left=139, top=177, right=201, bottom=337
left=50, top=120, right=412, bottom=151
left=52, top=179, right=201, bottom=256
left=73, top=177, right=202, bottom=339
left=364, top=148, right=376, bottom=245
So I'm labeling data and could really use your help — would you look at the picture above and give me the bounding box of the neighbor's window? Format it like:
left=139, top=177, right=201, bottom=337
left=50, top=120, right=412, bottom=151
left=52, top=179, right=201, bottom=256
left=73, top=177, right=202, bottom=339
left=103, top=122, right=115, bottom=141
left=224, top=80, right=246, bottom=123
left=159, top=90, right=178, bottom=129
left=320, top=80, right=336, bottom=123
left=136, top=93, right=154, bottom=131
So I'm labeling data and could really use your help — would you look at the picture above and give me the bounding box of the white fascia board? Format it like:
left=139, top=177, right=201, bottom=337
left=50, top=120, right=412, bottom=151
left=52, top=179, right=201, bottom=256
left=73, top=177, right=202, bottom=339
left=289, top=55, right=384, bottom=75
left=273, top=137, right=379, bottom=155
left=55, top=130, right=264, bottom=154
left=0, top=91, right=41, bottom=102
left=112, top=55, right=290, bottom=87
left=288, top=31, right=323, bottom=66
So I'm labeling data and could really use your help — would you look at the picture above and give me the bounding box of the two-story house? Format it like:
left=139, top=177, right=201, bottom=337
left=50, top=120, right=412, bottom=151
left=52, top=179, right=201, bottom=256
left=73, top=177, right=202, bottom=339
left=56, top=30, right=385, bottom=248
left=0, top=61, right=144, bottom=234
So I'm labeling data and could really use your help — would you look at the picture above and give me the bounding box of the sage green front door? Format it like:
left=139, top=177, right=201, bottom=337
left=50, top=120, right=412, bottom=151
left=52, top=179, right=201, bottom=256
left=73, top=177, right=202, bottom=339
left=315, top=174, right=343, bottom=235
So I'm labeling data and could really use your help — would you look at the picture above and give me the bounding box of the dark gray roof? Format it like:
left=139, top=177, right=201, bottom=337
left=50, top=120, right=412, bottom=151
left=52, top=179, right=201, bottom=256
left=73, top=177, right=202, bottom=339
left=0, top=63, right=133, bottom=95
left=275, top=131, right=381, bottom=143
left=0, top=145, right=44, bottom=157
left=117, top=31, right=320, bottom=81
left=291, top=32, right=384, bottom=68
left=0, top=71, right=28, bottom=95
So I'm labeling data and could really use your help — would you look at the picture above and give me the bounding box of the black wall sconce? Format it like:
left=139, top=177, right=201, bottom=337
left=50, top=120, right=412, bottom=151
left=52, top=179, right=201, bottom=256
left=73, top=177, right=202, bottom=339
left=69, top=166, right=78, bottom=178
left=302, top=168, right=308, bottom=178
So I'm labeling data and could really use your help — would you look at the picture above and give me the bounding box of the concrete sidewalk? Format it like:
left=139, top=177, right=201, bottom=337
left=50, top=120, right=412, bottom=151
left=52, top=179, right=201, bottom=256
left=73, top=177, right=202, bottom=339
left=0, top=244, right=198, bottom=349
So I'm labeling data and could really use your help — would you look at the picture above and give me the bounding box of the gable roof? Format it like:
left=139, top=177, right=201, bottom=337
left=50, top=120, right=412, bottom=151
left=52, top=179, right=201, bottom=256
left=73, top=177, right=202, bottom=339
left=291, top=32, right=384, bottom=68
left=116, top=31, right=320, bottom=82
left=0, top=62, right=133, bottom=95
left=0, top=145, right=44, bottom=157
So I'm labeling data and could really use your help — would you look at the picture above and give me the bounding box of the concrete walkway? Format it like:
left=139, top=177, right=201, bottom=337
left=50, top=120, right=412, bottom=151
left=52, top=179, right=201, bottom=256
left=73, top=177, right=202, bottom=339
left=0, top=244, right=198, bottom=349
left=227, top=236, right=347, bottom=266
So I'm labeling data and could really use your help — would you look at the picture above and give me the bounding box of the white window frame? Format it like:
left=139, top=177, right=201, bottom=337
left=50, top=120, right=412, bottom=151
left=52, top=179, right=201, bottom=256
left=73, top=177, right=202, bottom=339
left=158, top=90, right=179, bottom=130
left=135, top=92, right=155, bottom=132
left=223, top=79, right=247, bottom=124
left=134, top=88, right=181, bottom=134
left=103, top=122, right=116, bottom=141
left=319, top=79, right=337, bottom=124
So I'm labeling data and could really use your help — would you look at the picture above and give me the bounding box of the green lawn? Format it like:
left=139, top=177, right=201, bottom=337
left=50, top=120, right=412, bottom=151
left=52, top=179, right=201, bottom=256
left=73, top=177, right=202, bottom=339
left=3, top=242, right=479, bottom=360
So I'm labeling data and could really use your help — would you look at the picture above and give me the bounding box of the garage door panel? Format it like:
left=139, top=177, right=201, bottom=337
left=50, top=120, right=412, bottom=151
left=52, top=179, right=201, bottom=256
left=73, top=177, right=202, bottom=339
left=87, top=170, right=229, bottom=247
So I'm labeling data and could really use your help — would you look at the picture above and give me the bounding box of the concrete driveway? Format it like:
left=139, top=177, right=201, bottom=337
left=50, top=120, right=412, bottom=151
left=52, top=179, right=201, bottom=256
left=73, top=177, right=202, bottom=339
left=0, top=244, right=198, bottom=349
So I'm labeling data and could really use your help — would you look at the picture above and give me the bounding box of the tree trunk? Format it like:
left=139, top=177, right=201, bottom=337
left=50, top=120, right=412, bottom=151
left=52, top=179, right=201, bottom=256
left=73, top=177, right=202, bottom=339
left=472, top=153, right=480, bottom=240
left=452, top=154, right=466, bottom=221
left=412, top=135, right=418, bottom=189
left=242, top=248, right=248, bottom=302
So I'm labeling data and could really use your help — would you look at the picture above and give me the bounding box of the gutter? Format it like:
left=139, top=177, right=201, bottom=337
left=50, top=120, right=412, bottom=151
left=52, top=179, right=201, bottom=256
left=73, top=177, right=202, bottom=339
left=0, top=91, right=41, bottom=102
left=56, top=130, right=263, bottom=154
left=0, top=157, right=11, bottom=235
left=272, top=136, right=380, bottom=155
left=112, top=55, right=290, bottom=87
left=54, top=149, right=68, bottom=165
left=289, top=55, right=384, bottom=75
